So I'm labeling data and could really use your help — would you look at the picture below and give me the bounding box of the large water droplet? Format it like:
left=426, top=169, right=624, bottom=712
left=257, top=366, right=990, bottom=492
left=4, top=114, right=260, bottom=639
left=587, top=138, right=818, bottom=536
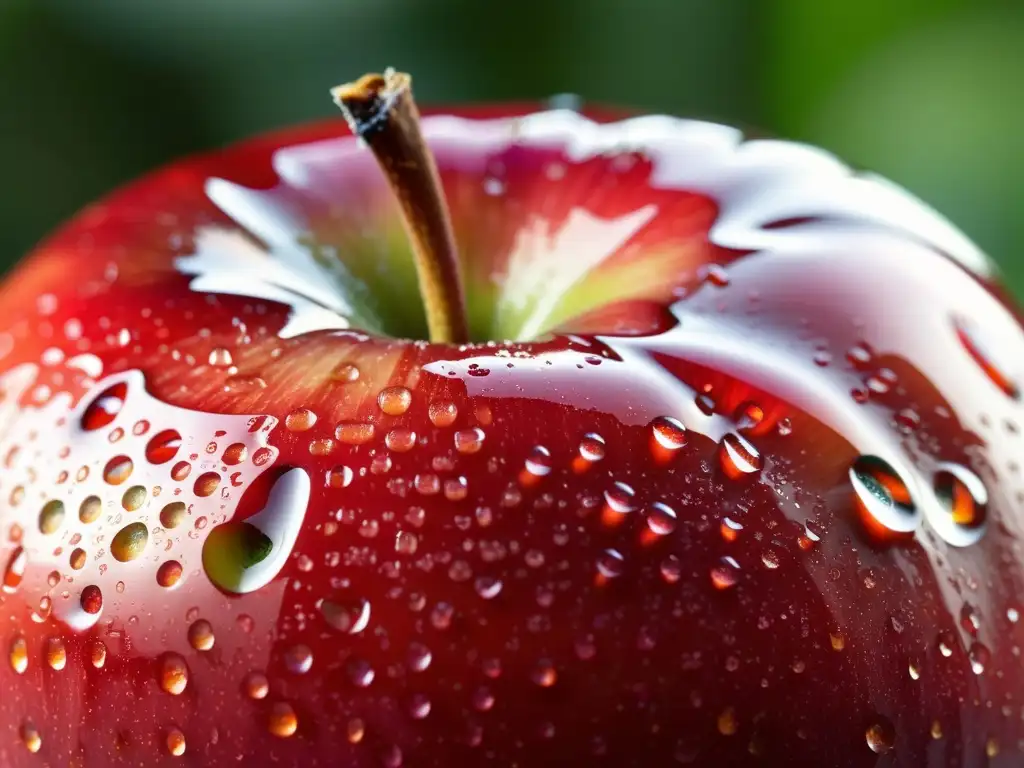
left=932, top=463, right=988, bottom=546
left=159, top=652, right=189, bottom=695
left=320, top=596, right=371, bottom=634
left=850, top=456, right=918, bottom=537
left=203, top=468, right=310, bottom=594
left=650, top=416, right=686, bottom=451
left=378, top=386, right=412, bottom=416
left=865, top=717, right=895, bottom=754
left=145, top=429, right=181, bottom=465
left=718, top=433, right=762, bottom=478
left=111, top=522, right=149, bottom=562
left=81, top=382, right=126, bottom=431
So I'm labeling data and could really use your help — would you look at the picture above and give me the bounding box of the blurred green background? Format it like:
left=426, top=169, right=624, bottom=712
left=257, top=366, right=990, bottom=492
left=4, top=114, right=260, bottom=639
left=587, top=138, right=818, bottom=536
left=2, top=0, right=1022, bottom=294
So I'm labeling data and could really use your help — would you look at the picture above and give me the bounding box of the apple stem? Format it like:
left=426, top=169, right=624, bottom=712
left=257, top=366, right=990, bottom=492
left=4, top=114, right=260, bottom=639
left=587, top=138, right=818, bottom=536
left=331, top=69, right=469, bottom=344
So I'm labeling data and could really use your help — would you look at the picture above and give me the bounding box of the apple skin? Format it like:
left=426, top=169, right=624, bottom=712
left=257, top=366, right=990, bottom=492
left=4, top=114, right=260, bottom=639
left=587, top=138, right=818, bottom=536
left=1, top=105, right=1023, bottom=768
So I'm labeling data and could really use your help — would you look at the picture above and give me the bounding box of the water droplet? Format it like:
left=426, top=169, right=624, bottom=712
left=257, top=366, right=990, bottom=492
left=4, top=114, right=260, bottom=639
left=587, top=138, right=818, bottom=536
left=969, top=642, right=990, bottom=675
left=865, top=717, right=895, bottom=754
left=121, top=485, right=147, bottom=511
left=938, top=631, right=955, bottom=657
left=347, top=718, right=365, bottom=744
left=159, top=653, right=189, bottom=695
left=711, top=556, right=741, bottom=590
left=69, top=547, right=86, bottom=570
left=650, top=416, right=686, bottom=450
left=336, top=422, right=375, bottom=445
left=284, top=644, right=313, bottom=675
left=160, top=502, right=186, bottom=529
left=378, top=386, right=412, bottom=416
left=222, top=443, right=247, bottom=465
left=475, top=576, right=503, bottom=599
left=9, top=635, right=27, bottom=674
left=104, top=455, right=134, bottom=485
left=82, top=382, right=126, bottom=431
left=3, top=546, right=26, bottom=592
left=933, top=464, right=988, bottom=546
left=81, top=584, right=103, bottom=614
left=46, top=636, right=67, bottom=671
left=455, top=427, right=485, bottom=454
left=327, top=465, right=354, bottom=489
left=320, top=596, right=371, bottom=634
left=90, top=640, right=107, bottom=669
left=717, top=707, right=738, bottom=736
left=347, top=657, right=375, bottom=687
left=719, top=433, right=762, bottom=478
left=385, top=428, right=417, bottom=452
left=203, top=468, right=310, bottom=594
left=268, top=702, right=298, bottom=737
left=79, top=495, right=101, bottom=523
left=193, top=471, right=221, bottom=497
left=531, top=658, right=557, bottom=687
left=244, top=671, right=269, bottom=699
left=428, top=400, right=457, bottom=427
left=407, top=642, right=432, bottom=672
left=645, top=502, right=677, bottom=536
left=331, top=362, right=360, bottom=383
left=285, top=408, right=317, bottom=432
left=604, top=482, right=637, bottom=514
left=596, top=548, right=625, bottom=579
left=166, top=728, right=187, bottom=757
left=850, top=456, right=918, bottom=536
left=21, top=720, right=42, bottom=753
left=524, top=446, right=552, bottom=476
left=395, top=530, right=419, bottom=554
left=38, top=500, right=65, bottom=534
left=578, top=432, right=606, bottom=462
left=111, top=522, right=149, bottom=562
left=146, top=430, right=181, bottom=464
left=157, top=560, right=183, bottom=588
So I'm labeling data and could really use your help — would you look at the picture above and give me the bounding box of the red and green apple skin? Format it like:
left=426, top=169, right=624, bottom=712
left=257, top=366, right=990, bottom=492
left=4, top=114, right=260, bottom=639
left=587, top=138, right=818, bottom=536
left=0, top=104, right=1022, bottom=767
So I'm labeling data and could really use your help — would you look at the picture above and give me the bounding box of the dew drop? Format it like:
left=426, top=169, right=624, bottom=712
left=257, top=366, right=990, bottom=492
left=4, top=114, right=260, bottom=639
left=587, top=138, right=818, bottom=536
left=3, top=546, right=26, bottom=592
left=428, top=401, right=457, bottom=427
left=524, top=446, right=553, bottom=476
left=20, top=720, right=42, bottom=753
left=336, top=422, right=375, bottom=445
left=650, top=416, right=686, bottom=450
left=850, top=456, right=918, bottom=536
left=157, top=560, right=183, bottom=588
left=320, top=596, right=372, bottom=634
left=90, top=640, right=107, bottom=669
left=578, top=432, right=606, bottom=462
left=160, top=502, right=186, bottom=529
left=46, top=636, right=67, bottom=671
left=79, top=495, right=102, bottom=523
left=146, top=430, right=181, bottom=465
left=121, top=485, right=147, bottom=511
left=378, top=386, right=412, bottom=416
left=475, top=576, right=503, bottom=599
left=193, top=472, right=221, bottom=497
left=455, top=427, right=485, bottom=454
left=711, top=556, right=741, bottom=590
left=82, top=382, right=126, bottom=431
left=385, top=428, right=417, bottom=452
left=81, top=584, right=103, bottom=614
left=407, top=642, right=432, bottom=672
left=969, top=642, right=990, bottom=675
left=159, top=653, right=189, bottom=695
left=865, top=717, right=895, bottom=754
left=327, top=465, right=354, bottom=489
left=222, top=443, right=247, bottom=465
left=596, top=548, right=625, bottom=579
left=645, top=502, right=677, bottom=536
left=933, top=464, right=988, bottom=546
left=111, top=522, right=149, bottom=562
left=285, top=408, right=317, bottom=432
left=38, top=500, right=65, bottom=535
left=9, top=634, right=27, bottom=674
left=284, top=644, right=313, bottom=675
left=166, top=728, right=187, bottom=757
left=244, top=671, right=269, bottom=700
left=268, top=702, right=298, bottom=737
left=719, top=433, right=762, bottom=478
left=104, top=455, right=134, bottom=485
left=604, top=482, right=637, bottom=514
left=331, top=362, right=360, bottom=383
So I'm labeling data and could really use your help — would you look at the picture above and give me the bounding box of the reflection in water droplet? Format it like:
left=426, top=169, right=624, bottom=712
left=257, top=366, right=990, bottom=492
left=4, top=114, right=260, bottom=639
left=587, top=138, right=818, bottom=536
left=166, top=728, right=187, bottom=757
left=81, top=584, right=103, bottom=614
left=46, top=636, right=66, bottom=671
left=933, top=463, right=988, bottom=546
left=596, top=549, right=625, bottom=579
left=160, top=502, right=186, bottom=529
left=524, top=446, right=553, bottom=476
left=428, top=400, right=458, bottom=427
left=455, top=427, right=485, bottom=454
left=849, top=456, right=918, bottom=538
left=203, top=468, right=310, bottom=594
left=284, top=408, right=317, bottom=432
left=157, top=560, right=183, bottom=588
left=9, top=635, right=28, bottom=674
left=578, top=432, right=606, bottom=462
left=104, top=455, right=134, bottom=485
left=969, top=642, right=990, bottom=675
left=82, top=382, right=126, bottom=431
left=604, top=482, right=637, bottom=514
left=21, top=720, right=42, bottom=753
left=284, top=644, right=313, bottom=675
left=79, top=495, right=102, bottom=523
left=710, top=557, right=741, bottom=590
left=245, top=671, right=269, bottom=700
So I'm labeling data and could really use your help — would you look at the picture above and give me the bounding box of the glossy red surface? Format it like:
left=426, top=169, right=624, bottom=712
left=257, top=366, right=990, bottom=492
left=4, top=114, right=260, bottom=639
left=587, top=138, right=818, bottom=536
left=0, top=106, right=1023, bottom=766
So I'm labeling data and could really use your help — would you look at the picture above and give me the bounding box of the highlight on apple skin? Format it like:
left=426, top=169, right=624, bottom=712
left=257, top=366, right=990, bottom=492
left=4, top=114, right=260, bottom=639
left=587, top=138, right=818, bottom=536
left=0, top=70, right=1022, bottom=767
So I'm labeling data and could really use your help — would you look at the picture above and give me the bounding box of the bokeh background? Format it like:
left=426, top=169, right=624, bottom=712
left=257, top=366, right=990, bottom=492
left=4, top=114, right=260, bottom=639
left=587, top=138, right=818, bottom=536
left=2, top=0, right=1022, bottom=293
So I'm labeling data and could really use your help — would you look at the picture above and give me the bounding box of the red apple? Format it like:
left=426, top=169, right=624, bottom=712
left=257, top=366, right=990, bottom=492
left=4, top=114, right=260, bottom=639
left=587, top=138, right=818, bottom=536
left=0, top=70, right=1022, bottom=767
